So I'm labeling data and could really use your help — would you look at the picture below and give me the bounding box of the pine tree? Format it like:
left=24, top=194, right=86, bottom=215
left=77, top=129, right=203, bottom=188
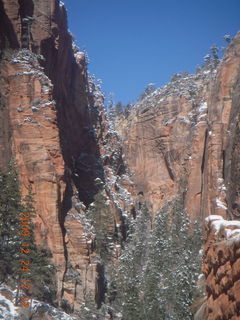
left=114, top=204, right=150, bottom=320
left=18, top=184, right=57, bottom=304
left=110, top=198, right=202, bottom=320
left=0, top=162, right=56, bottom=305
left=139, top=83, right=156, bottom=101
left=143, top=199, right=202, bottom=320
left=0, top=162, right=22, bottom=283
left=80, top=292, right=108, bottom=319
left=210, top=45, right=220, bottom=68
left=87, top=190, right=113, bottom=262
left=114, top=102, right=124, bottom=116
left=224, top=34, right=232, bottom=44
left=107, top=93, right=116, bottom=121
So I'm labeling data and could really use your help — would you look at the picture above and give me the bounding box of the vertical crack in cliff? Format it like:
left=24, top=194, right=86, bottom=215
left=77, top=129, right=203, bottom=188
left=164, top=153, right=175, bottom=181
left=58, top=174, right=73, bottom=299
left=201, top=129, right=208, bottom=175
left=155, top=138, right=175, bottom=181
left=200, top=128, right=208, bottom=219
left=222, top=150, right=226, bottom=180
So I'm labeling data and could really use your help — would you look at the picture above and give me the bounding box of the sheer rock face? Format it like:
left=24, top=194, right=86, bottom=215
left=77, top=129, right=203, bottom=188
left=203, top=216, right=240, bottom=320
left=0, top=0, right=134, bottom=312
left=0, top=51, right=66, bottom=299
left=118, top=33, right=240, bottom=221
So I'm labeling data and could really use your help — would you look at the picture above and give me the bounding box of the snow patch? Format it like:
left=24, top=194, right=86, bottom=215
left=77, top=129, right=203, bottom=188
left=216, top=199, right=227, bottom=210
left=206, top=215, right=240, bottom=239
left=205, top=215, right=224, bottom=223
left=198, top=113, right=207, bottom=120
left=195, top=121, right=207, bottom=127
left=0, top=292, right=17, bottom=318
left=199, top=102, right=208, bottom=112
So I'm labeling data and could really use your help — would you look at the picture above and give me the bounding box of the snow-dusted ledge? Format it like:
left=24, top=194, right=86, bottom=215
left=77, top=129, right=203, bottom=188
left=205, top=215, right=240, bottom=239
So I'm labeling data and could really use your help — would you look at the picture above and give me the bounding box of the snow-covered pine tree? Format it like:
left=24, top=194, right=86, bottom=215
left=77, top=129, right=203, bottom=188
left=109, top=198, right=202, bottom=319
left=143, top=198, right=202, bottom=320
left=113, top=204, right=150, bottom=320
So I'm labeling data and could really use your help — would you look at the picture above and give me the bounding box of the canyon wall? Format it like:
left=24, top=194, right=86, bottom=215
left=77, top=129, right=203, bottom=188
left=116, top=34, right=240, bottom=319
left=1, top=0, right=240, bottom=319
left=118, top=33, right=240, bottom=222
left=0, top=0, right=134, bottom=314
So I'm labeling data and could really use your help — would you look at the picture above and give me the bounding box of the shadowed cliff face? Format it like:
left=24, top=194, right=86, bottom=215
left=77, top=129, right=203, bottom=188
left=118, top=33, right=240, bottom=221
left=0, top=0, right=105, bottom=205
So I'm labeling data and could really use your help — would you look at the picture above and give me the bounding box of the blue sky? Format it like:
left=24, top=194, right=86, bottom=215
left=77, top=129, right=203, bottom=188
left=63, top=0, right=240, bottom=105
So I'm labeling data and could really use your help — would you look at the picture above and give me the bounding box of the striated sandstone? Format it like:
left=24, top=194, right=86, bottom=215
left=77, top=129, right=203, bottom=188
left=0, top=0, right=135, bottom=313
left=0, top=50, right=66, bottom=301
left=0, top=0, right=104, bottom=310
left=118, top=33, right=240, bottom=221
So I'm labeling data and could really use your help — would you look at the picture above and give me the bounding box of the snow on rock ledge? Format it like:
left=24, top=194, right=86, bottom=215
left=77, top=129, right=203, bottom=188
left=205, top=215, right=240, bottom=239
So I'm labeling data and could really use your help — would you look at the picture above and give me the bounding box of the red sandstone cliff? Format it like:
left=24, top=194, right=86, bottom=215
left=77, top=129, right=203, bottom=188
left=118, top=33, right=240, bottom=222
left=115, top=33, right=240, bottom=320
left=0, top=0, right=133, bottom=315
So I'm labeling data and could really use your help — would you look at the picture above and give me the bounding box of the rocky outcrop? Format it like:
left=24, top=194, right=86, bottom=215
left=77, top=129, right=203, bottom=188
left=202, top=215, right=240, bottom=319
left=118, top=33, right=240, bottom=221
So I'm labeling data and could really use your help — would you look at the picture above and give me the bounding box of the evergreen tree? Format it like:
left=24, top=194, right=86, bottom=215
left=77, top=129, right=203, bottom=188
left=18, top=184, right=57, bottom=304
left=123, top=103, right=132, bottom=117
left=80, top=293, right=108, bottom=319
left=114, top=204, right=150, bottom=320
left=0, top=162, right=22, bottom=282
left=224, top=34, right=232, bottom=44
left=110, top=198, right=202, bottom=320
left=144, top=199, right=202, bottom=320
left=139, top=83, right=156, bottom=101
left=210, top=45, right=220, bottom=68
left=107, top=93, right=116, bottom=121
left=114, top=102, right=124, bottom=116
left=0, top=162, right=56, bottom=304
left=87, top=190, right=113, bottom=262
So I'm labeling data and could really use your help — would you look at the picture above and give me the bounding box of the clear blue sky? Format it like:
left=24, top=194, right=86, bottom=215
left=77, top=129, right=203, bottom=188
left=63, top=0, right=240, bottom=105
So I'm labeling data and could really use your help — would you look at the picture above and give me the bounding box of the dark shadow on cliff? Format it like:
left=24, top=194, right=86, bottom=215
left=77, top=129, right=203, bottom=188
left=40, top=3, right=105, bottom=207
left=0, top=0, right=19, bottom=51
left=18, top=0, right=34, bottom=49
